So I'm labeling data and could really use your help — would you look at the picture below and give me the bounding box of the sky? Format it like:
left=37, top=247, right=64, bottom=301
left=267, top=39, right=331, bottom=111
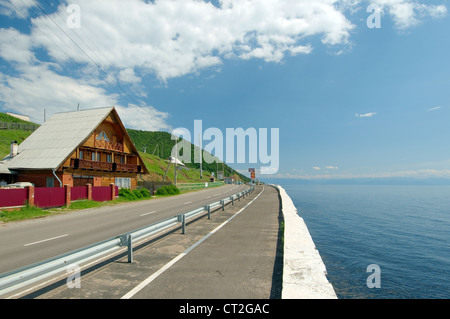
left=0, top=0, right=449, bottom=181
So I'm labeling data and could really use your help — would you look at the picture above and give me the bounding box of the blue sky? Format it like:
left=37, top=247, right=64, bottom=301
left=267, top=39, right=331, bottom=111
left=0, top=0, right=449, bottom=181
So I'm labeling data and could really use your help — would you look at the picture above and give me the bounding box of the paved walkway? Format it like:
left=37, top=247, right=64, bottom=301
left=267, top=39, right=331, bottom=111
left=29, top=185, right=283, bottom=299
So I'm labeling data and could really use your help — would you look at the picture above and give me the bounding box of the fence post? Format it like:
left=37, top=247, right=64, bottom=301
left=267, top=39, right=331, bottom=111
left=27, top=185, right=35, bottom=207
left=86, top=183, right=92, bottom=201
left=110, top=183, right=115, bottom=201
left=65, top=184, right=71, bottom=207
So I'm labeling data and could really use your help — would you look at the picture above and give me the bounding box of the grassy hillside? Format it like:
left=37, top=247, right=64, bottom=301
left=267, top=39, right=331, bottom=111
left=0, top=113, right=38, bottom=159
left=128, top=129, right=250, bottom=182
left=139, top=152, right=214, bottom=183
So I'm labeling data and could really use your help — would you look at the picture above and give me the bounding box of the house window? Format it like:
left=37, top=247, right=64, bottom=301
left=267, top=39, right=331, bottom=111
left=96, top=131, right=110, bottom=142
left=115, top=177, right=131, bottom=189
left=46, top=177, right=54, bottom=187
left=92, top=152, right=96, bottom=161
left=79, top=150, right=84, bottom=160
left=106, top=154, right=112, bottom=163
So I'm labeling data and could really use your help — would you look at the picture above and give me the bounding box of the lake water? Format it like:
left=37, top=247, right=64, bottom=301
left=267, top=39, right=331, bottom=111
left=274, top=180, right=449, bottom=299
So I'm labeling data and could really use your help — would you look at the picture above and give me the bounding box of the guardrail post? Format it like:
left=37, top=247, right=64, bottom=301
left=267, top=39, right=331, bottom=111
left=221, top=200, right=224, bottom=211
left=182, top=214, right=186, bottom=234
left=206, top=205, right=211, bottom=219
left=127, top=235, right=133, bottom=263
left=231, top=196, right=234, bottom=205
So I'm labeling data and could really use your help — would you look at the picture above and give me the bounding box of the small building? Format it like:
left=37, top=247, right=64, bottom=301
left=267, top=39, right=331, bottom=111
left=224, top=176, right=234, bottom=184
left=1, top=107, right=148, bottom=189
left=6, top=112, right=31, bottom=122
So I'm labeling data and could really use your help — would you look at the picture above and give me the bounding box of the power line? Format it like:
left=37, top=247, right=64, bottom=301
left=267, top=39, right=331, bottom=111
left=20, top=0, right=148, bottom=110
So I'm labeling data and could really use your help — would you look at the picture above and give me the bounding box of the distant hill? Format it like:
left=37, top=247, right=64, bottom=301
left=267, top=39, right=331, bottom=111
left=0, top=112, right=39, bottom=159
left=127, top=129, right=250, bottom=183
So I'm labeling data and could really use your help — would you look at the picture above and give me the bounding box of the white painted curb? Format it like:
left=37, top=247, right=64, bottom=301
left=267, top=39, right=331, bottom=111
left=273, top=185, right=337, bottom=299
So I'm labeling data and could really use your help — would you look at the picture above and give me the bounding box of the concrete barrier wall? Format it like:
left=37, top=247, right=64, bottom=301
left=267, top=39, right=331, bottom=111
left=273, top=185, right=337, bottom=299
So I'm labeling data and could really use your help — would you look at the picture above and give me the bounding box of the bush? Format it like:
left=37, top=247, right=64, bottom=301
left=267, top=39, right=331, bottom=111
left=119, top=188, right=152, bottom=201
left=119, top=188, right=137, bottom=200
left=155, top=186, right=168, bottom=195
left=139, top=188, right=151, bottom=198
left=155, top=185, right=180, bottom=196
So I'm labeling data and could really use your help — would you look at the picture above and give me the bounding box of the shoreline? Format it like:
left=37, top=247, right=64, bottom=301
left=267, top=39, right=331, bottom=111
left=272, top=184, right=337, bottom=299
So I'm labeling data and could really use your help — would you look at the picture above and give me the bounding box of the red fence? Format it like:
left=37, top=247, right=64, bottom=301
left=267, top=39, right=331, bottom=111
left=92, top=186, right=112, bottom=202
left=35, top=187, right=66, bottom=208
left=71, top=186, right=88, bottom=201
left=0, top=188, right=28, bottom=208
left=0, top=184, right=118, bottom=209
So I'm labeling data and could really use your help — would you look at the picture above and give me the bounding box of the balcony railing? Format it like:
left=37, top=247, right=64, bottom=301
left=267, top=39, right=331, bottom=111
left=70, top=159, right=141, bottom=173
left=116, top=163, right=142, bottom=173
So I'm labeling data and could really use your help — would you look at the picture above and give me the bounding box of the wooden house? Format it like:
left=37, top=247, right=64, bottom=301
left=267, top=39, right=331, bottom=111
left=2, top=107, right=148, bottom=189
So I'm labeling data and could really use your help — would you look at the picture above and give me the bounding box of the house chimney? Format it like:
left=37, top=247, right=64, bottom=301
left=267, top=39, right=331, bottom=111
left=10, top=141, right=18, bottom=157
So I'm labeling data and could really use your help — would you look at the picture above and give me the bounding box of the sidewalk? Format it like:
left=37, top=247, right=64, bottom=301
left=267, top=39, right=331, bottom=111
left=30, top=185, right=283, bottom=299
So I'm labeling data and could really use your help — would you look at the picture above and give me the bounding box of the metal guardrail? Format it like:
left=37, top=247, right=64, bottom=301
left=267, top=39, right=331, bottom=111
left=0, top=185, right=255, bottom=297
left=177, top=181, right=224, bottom=190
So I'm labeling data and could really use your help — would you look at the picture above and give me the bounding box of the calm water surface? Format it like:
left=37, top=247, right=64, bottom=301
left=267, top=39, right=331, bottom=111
left=278, top=182, right=450, bottom=299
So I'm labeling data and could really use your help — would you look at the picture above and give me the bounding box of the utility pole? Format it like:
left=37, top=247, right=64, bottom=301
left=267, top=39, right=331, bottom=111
left=175, top=138, right=178, bottom=186
left=199, top=133, right=203, bottom=179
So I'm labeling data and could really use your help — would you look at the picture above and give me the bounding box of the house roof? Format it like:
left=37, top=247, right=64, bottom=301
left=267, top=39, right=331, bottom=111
left=2, top=107, right=145, bottom=172
left=0, top=161, right=13, bottom=175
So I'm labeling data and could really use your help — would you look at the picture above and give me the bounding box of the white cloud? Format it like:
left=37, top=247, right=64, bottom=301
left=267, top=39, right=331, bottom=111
left=427, top=106, right=441, bottom=111
left=0, top=0, right=37, bottom=17
left=0, top=28, right=36, bottom=64
left=115, top=104, right=171, bottom=132
left=355, top=112, right=377, bottom=118
left=325, top=165, right=339, bottom=170
left=312, top=166, right=321, bottom=170
left=28, top=0, right=356, bottom=81
left=0, top=0, right=446, bottom=131
left=370, top=0, right=447, bottom=29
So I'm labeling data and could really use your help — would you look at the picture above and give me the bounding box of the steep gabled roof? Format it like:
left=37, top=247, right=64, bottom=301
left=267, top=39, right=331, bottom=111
left=3, top=107, right=146, bottom=172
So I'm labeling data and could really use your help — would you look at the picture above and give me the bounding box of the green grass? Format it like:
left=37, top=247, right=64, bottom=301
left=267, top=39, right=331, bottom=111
left=0, top=205, right=51, bottom=222
left=65, top=200, right=105, bottom=210
left=0, top=129, right=33, bottom=159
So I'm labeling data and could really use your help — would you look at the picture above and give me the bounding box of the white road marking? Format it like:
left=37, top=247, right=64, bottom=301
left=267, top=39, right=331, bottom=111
left=140, top=211, right=157, bottom=217
left=184, top=201, right=192, bottom=205
left=24, top=234, right=69, bottom=247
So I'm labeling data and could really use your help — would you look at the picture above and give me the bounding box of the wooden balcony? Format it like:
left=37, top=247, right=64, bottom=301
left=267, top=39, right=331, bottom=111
left=70, top=159, right=141, bottom=173
left=116, top=163, right=142, bottom=173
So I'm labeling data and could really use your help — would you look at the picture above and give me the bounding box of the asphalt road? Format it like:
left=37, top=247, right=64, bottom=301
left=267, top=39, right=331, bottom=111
left=31, top=185, right=283, bottom=299
left=0, top=184, right=247, bottom=275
